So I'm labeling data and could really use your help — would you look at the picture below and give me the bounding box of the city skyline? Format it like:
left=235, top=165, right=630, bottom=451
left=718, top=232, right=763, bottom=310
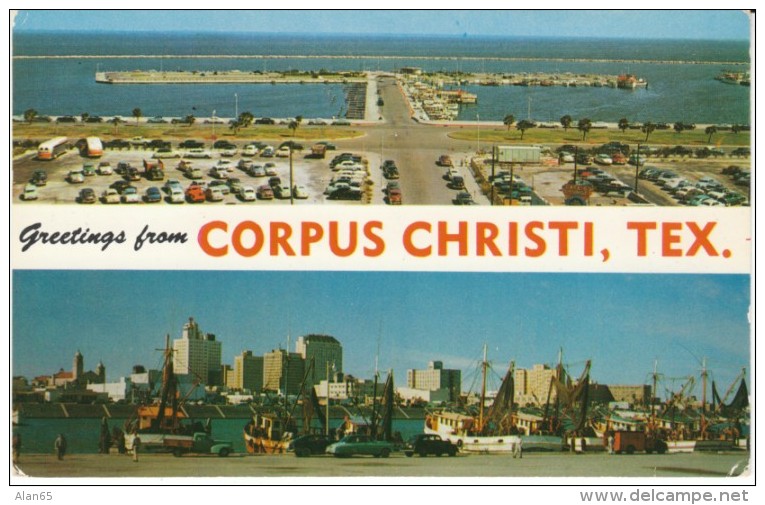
left=12, top=10, right=751, bottom=41
left=12, top=271, right=750, bottom=400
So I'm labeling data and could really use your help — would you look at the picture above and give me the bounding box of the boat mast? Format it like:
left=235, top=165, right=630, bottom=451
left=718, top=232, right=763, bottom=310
left=478, top=344, right=488, bottom=433
left=700, top=358, right=708, bottom=438
left=651, top=360, right=659, bottom=427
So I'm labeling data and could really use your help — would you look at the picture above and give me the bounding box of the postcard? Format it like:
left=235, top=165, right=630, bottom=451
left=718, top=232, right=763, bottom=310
left=8, top=9, right=755, bottom=500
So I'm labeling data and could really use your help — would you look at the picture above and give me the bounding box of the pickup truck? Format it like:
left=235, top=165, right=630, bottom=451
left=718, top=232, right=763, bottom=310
left=164, top=432, right=233, bottom=457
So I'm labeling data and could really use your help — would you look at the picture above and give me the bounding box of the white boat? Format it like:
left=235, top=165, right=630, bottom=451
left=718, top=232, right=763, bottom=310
left=424, top=346, right=521, bottom=454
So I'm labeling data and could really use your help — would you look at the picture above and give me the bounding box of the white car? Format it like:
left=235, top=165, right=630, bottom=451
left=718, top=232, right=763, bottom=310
left=67, top=170, right=85, bottom=183
left=275, top=184, right=292, bottom=199
left=238, top=159, right=253, bottom=171
left=120, top=187, right=141, bottom=203
left=168, top=187, right=185, bottom=203
left=206, top=186, right=225, bottom=202
left=594, top=154, right=613, bottom=165
left=164, top=178, right=183, bottom=193
left=248, top=165, right=266, bottom=177
left=210, top=166, right=229, bottom=179
left=242, top=145, right=259, bottom=156
left=185, top=148, right=213, bottom=159
left=292, top=185, right=308, bottom=199
left=220, top=147, right=238, bottom=157
left=97, top=162, right=113, bottom=175
left=264, top=163, right=278, bottom=176
left=260, top=146, right=275, bottom=157
left=153, top=148, right=182, bottom=159
left=275, top=146, right=291, bottom=157
left=101, top=188, right=120, bottom=204
left=559, top=151, right=575, bottom=163
left=22, top=183, right=38, bottom=200
left=238, top=185, right=257, bottom=201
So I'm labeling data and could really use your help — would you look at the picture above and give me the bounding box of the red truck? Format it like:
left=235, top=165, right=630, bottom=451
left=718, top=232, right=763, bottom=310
left=143, top=159, right=165, bottom=181
left=611, top=431, right=667, bottom=455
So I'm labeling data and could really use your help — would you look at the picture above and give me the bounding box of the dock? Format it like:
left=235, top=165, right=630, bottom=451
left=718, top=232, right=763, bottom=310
left=95, top=70, right=366, bottom=84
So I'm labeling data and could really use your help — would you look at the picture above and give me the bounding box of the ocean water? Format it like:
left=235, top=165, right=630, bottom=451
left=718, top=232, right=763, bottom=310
left=12, top=32, right=751, bottom=123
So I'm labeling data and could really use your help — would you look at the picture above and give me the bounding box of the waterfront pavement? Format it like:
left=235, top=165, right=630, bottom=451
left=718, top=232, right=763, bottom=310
left=13, top=451, right=750, bottom=479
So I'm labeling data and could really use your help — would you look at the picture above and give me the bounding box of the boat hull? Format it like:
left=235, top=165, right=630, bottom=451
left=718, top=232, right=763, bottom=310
left=243, top=429, right=292, bottom=454
left=424, top=425, right=520, bottom=453
left=124, top=432, right=194, bottom=452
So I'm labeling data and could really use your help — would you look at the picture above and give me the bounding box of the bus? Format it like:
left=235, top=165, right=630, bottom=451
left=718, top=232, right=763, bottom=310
left=84, top=136, right=103, bottom=158
left=37, top=137, right=69, bottom=160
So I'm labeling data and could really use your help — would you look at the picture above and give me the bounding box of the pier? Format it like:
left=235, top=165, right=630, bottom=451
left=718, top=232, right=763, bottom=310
left=95, top=70, right=366, bottom=84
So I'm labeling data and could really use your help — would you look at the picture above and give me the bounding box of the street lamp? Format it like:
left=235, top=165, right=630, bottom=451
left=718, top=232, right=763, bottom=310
left=234, top=93, right=238, bottom=119
left=212, top=110, right=216, bottom=137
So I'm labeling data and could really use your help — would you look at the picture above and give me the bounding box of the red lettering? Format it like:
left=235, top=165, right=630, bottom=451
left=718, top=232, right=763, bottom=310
left=686, top=222, right=718, bottom=256
left=363, top=221, right=385, bottom=257
left=662, top=222, right=683, bottom=257
left=549, top=221, right=578, bottom=256
left=329, top=221, right=357, bottom=257
left=476, top=222, right=501, bottom=256
left=231, top=221, right=264, bottom=257
left=403, top=221, right=431, bottom=257
left=198, top=221, right=228, bottom=257
left=584, top=222, right=594, bottom=256
left=627, top=222, right=657, bottom=257
left=300, top=222, right=324, bottom=256
left=437, top=221, right=468, bottom=256
left=524, top=221, right=546, bottom=257
left=269, top=222, right=296, bottom=256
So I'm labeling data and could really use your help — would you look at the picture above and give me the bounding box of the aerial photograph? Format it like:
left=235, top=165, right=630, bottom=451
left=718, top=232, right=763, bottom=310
left=12, top=270, right=750, bottom=478
left=11, top=10, right=751, bottom=207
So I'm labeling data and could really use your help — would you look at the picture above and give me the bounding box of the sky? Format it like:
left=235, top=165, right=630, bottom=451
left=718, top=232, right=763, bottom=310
left=11, top=10, right=751, bottom=40
left=12, top=271, right=751, bottom=401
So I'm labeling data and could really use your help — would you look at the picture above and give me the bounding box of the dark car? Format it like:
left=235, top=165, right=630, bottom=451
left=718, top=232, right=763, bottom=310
left=78, top=188, right=97, bottom=204
left=31, top=169, right=48, bottom=186
left=56, top=115, right=77, bottom=123
left=453, top=192, right=476, bottom=205
left=147, top=139, right=171, bottom=149
left=144, top=186, right=163, bottom=203
left=255, top=117, right=276, bottom=125
left=84, top=115, right=103, bottom=123
left=105, top=139, right=131, bottom=149
left=289, top=434, right=333, bottom=457
left=214, top=140, right=236, bottom=149
left=404, top=434, right=457, bottom=457
left=109, top=180, right=133, bottom=194
left=179, top=139, right=204, bottom=149
left=279, top=140, right=304, bottom=151
left=328, top=187, right=362, bottom=201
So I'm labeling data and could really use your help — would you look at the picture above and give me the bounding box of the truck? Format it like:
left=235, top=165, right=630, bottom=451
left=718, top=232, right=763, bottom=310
left=611, top=431, right=667, bottom=455
left=143, top=159, right=165, bottom=181
left=164, top=432, right=233, bottom=457
left=311, top=143, right=327, bottom=159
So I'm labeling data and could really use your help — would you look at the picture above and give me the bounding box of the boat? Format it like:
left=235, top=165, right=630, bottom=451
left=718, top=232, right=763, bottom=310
left=715, top=70, right=749, bottom=85
left=123, top=335, right=207, bottom=452
left=424, top=346, right=521, bottom=453
left=243, top=358, right=325, bottom=454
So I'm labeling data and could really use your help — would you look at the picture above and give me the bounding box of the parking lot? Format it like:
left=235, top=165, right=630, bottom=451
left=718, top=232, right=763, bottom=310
left=13, top=143, right=389, bottom=206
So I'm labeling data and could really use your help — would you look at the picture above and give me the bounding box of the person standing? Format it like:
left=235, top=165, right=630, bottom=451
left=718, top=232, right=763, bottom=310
left=54, top=433, right=67, bottom=460
left=608, top=433, right=615, bottom=455
left=12, top=432, right=21, bottom=463
left=513, top=437, right=523, bottom=459
left=132, top=434, right=141, bottom=462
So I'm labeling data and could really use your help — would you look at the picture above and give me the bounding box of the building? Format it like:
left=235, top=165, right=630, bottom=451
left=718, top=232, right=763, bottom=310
left=406, top=361, right=461, bottom=401
left=396, top=386, right=450, bottom=405
left=230, top=351, right=264, bottom=393
left=315, top=373, right=376, bottom=401
left=172, top=317, right=222, bottom=386
left=515, top=364, right=557, bottom=407
left=295, top=334, right=343, bottom=387
left=263, top=349, right=305, bottom=395
left=51, top=351, right=105, bottom=388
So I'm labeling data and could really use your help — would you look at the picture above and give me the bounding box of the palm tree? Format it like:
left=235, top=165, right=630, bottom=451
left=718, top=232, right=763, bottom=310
left=229, top=119, right=243, bottom=135
left=503, top=114, right=516, bottom=131
left=673, top=122, right=685, bottom=134
left=81, top=112, right=90, bottom=123
left=618, top=117, right=630, bottom=133
left=560, top=115, right=572, bottom=131
left=238, top=111, right=254, bottom=129
left=705, top=125, right=718, bottom=143
left=731, top=124, right=742, bottom=134
left=132, top=108, right=142, bottom=123
left=23, top=109, right=38, bottom=123
left=516, top=119, right=535, bottom=140
left=111, top=116, right=123, bottom=134
left=288, top=115, right=303, bottom=137
left=184, top=114, right=196, bottom=126
left=577, top=118, right=592, bottom=141
left=641, top=122, right=656, bottom=142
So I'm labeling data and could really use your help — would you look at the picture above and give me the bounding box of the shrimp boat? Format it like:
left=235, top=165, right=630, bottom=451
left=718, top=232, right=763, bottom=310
left=123, top=335, right=207, bottom=451
left=424, top=346, right=521, bottom=453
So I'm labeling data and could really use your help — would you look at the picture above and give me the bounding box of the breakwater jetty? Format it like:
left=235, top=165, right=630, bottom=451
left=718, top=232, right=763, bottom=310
left=96, top=70, right=366, bottom=84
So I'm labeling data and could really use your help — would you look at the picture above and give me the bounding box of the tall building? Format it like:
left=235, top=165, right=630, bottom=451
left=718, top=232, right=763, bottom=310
left=406, top=361, right=461, bottom=401
left=231, top=351, right=264, bottom=393
left=263, top=349, right=305, bottom=395
left=73, top=350, right=83, bottom=382
left=515, top=364, right=557, bottom=407
left=295, top=334, right=343, bottom=386
left=173, top=317, right=223, bottom=386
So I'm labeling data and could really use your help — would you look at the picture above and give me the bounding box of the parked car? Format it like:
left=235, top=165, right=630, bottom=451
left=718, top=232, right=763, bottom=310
left=206, top=186, right=225, bottom=202
left=22, top=183, right=39, bottom=201
left=242, top=145, right=259, bottom=156
left=185, top=184, right=206, bottom=203
left=100, top=188, right=120, bottom=204
left=404, top=434, right=458, bottom=457
left=120, top=186, right=141, bottom=203
left=186, top=148, right=213, bottom=159
left=153, top=148, right=181, bottom=159
left=274, top=184, right=292, bottom=199
left=147, top=116, right=167, bottom=124
left=179, top=139, right=204, bottom=149
left=210, top=166, right=229, bottom=179
left=292, top=185, right=309, bottom=199
left=97, top=162, right=113, bottom=175
left=208, top=180, right=231, bottom=195
left=437, top=154, right=453, bottom=167
left=327, top=186, right=362, bottom=201
left=289, top=435, right=334, bottom=457
left=144, top=186, right=163, bottom=203
left=594, top=153, right=613, bottom=165
left=454, top=192, right=476, bottom=205
left=31, top=169, right=48, bottom=186
left=67, top=170, right=85, bottom=183
left=238, top=185, right=257, bottom=202
left=247, top=165, right=266, bottom=177
left=257, top=185, right=274, bottom=200
left=110, top=180, right=133, bottom=194
left=264, top=163, right=278, bottom=176
left=325, top=435, right=393, bottom=458
left=226, top=178, right=244, bottom=194
left=167, top=187, right=185, bottom=204
left=81, top=163, right=97, bottom=177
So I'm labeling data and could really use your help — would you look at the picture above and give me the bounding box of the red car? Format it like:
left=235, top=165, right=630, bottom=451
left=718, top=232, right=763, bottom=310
left=257, top=185, right=274, bottom=200
left=185, top=184, right=206, bottom=203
